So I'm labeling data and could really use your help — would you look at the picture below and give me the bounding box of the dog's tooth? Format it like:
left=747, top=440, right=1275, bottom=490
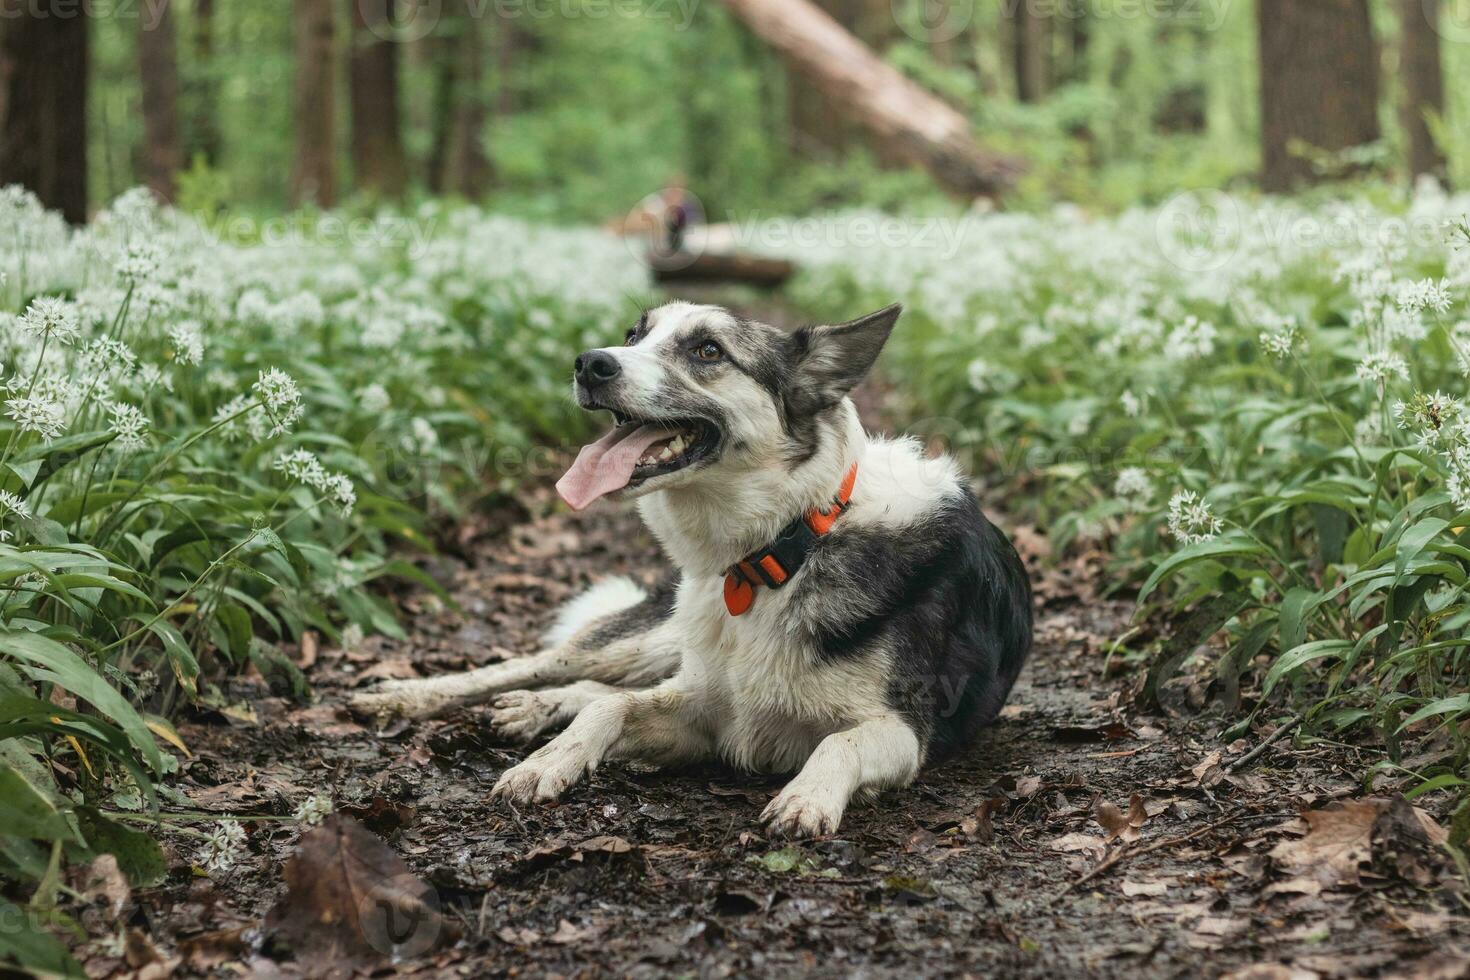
left=669, top=436, right=685, bottom=454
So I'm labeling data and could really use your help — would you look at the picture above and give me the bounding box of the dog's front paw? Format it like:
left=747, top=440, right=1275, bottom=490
left=490, top=691, right=558, bottom=742
left=491, top=742, right=591, bottom=805
left=346, top=680, right=457, bottom=721
left=761, top=783, right=846, bottom=838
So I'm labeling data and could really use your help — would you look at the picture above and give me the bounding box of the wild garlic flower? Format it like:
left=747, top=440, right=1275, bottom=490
left=1166, top=490, right=1223, bottom=545
left=340, top=623, right=365, bottom=652
left=168, top=321, right=205, bottom=366
left=20, top=297, right=80, bottom=345
left=1114, top=467, right=1153, bottom=512
left=1396, top=277, right=1452, bottom=316
left=1164, top=316, right=1217, bottom=362
left=199, top=820, right=247, bottom=873
left=107, top=402, right=150, bottom=453
left=0, top=489, right=32, bottom=521
left=1355, top=350, right=1410, bottom=388
left=1394, top=391, right=1462, bottom=448
left=1445, top=444, right=1470, bottom=511
left=115, top=241, right=164, bottom=286
left=1120, top=389, right=1144, bottom=418
left=79, top=338, right=137, bottom=376
left=5, top=394, right=66, bottom=443
left=253, top=368, right=305, bottom=438
left=294, top=794, right=332, bottom=826
left=1258, top=321, right=1301, bottom=359
left=274, top=450, right=357, bottom=517
left=357, top=383, right=391, bottom=414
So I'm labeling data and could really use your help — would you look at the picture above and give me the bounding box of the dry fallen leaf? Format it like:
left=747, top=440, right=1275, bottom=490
left=79, top=854, right=130, bottom=919
left=1095, top=793, right=1149, bottom=842
left=1191, top=750, right=1225, bottom=787
left=263, top=814, right=456, bottom=978
left=1050, top=833, right=1108, bottom=860
left=1269, top=800, right=1381, bottom=888
left=1121, top=879, right=1168, bottom=897
left=1015, top=775, right=1043, bottom=799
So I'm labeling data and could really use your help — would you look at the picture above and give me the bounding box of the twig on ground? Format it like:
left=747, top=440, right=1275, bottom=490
left=1055, top=811, right=1285, bottom=898
left=1225, top=711, right=1306, bottom=774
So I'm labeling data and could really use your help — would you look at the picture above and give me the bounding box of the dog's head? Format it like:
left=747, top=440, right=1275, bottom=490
left=556, top=301, right=901, bottom=510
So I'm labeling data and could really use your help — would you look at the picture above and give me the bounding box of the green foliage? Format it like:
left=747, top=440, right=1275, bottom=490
left=0, top=186, right=646, bottom=965
left=789, top=185, right=1470, bottom=779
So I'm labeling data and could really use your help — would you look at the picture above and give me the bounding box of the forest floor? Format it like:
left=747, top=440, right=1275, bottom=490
left=81, top=307, right=1470, bottom=979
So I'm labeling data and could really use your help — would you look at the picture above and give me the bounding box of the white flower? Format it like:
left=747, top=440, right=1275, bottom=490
left=212, top=394, right=257, bottom=443
left=1120, top=389, right=1144, bottom=418
left=966, top=358, right=990, bottom=393
left=169, top=321, right=205, bottom=365
left=340, top=623, right=365, bottom=652
left=107, top=402, right=150, bottom=453
left=1166, top=490, right=1223, bottom=545
left=1396, top=277, right=1452, bottom=316
left=116, top=241, right=164, bottom=285
left=253, top=368, right=305, bottom=437
left=357, top=383, right=391, bottom=414
left=137, top=363, right=174, bottom=393
left=274, top=450, right=356, bottom=517
left=1445, top=444, right=1470, bottom=510
left=1258, top=321, right=1301, bottom=359
left=1356, top=350, right=1410, bottom=387
left=199, top=820, right=247, bottom=873
left=5, top=395, right=66, bottom=443
left=1164, top=316, right=1217, bottom=362
left=20, top=297, right=80, bottom=345
left=0, top=489, right=31, bottom=520
left=1114, top=467, right=1152, bottom=500
left=293, top=794, right=332, bottom=827
left=79, top=338, right=137, bottom=375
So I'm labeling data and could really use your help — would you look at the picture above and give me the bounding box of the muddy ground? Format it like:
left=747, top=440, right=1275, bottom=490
left=74, top=312, right=1470, bottom=978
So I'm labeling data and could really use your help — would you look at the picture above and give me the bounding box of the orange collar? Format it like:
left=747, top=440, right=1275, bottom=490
left=723, top=463, right=858, bottom=616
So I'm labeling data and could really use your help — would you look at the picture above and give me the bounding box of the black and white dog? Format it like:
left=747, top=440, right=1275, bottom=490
left=352, top=302, right=1031, bottom=836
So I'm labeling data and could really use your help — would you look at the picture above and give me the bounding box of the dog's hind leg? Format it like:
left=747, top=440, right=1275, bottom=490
left=488, top=681, right=629, bottom=742
left=347, top=576, right=679, bottom=721
left=761, top=714, right=922, bottom=838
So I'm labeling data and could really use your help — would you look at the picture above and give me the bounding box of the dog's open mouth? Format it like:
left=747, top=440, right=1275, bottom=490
left=557, top=414, right=719, bottom=511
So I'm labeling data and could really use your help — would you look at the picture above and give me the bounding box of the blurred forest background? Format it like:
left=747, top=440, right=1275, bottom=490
left=2, top=0, right=1469, bottom=225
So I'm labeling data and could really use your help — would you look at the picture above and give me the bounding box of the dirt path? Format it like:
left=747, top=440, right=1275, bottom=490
left=91, top=302, right=1470, bottom=978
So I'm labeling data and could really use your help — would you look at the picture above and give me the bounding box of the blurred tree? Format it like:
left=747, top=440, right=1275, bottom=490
left=1005, top=0, right=1049, bottom=102
left=0, top=8, right=89, bottom=222
left=722, top=0, right=1022, bottom=198
left=291, top=0, right=337, bottom=207
left=428, top=2, right=492, bottom=198
left=1398, top=0, right=1447, bottom=183
left=187, top=0, right=222, bottom=166
left=350, top=0, right=409, bottom=198
left=1257, top=0, right=1381, bottom=191
left=139, top=0, right=183, bottom=202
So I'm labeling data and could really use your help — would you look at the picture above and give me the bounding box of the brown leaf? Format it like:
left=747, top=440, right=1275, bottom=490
left=1014, top=775, right=1043, bottom=799
left=1121, top=879, right=1168, bottom=897
left=298, top=630, right=319, bottom=669
left=1095, top=793, right=1148, bottom=842
left=548, top=919, right=600, bottom=945
left=353, top=658, right=421, bottom=685
left=264, top=814, right=455, bottom=977
left=1268, top=799, right=1382, bottom=889
left=1191, top=750, right=1224, bottom=787
left=1049, top=833, right=1108, bottom=859
left=79, top=854, right=130, bottom=919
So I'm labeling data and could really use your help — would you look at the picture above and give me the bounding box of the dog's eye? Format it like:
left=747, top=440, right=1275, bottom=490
left=695, top=342, right=723, bottom=362
left=624, top=329, right=638, bottom=346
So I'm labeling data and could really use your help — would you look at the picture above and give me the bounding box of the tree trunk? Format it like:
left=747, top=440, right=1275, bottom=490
left=350, top=0, right=408, bottom=198
left=139, top=0, right=183, bottom=202
left=721, top=0, right=1022, bottom=199
left=786, top=0, right=854, bottom=157
left=290, top=0, right=337, bottom=208
left=1257, top=0, right=1381, bottom=192
left=189, top=0, right=222, bottom=165
left=1005, top=0, right=1048, bottom=101
left=0, top=9, right=89, bottom=223
left=1398, top=0, right=1447, bottom=184
left=435, top=2, right=492, bottom=198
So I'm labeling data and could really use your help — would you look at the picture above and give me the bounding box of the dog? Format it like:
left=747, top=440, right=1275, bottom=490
left=350, top=302, right=1032, bottom=836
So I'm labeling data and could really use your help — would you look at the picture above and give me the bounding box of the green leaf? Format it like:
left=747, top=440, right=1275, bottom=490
left=1140, top=537, right=1266, bottom=602
left=145, top=621, right=199, bottom=697
left=0, top=765, right=79, bottom=844
left=1397, top=694, right=1470, bottom=733
left=75, top=808, right=167, bottom=887
left=0, top=630, right=163, bottom=772
left=1263, top=639, right=1352, bottom=696
left=1396, top=518, right=1449, bottom=580
left=0, top=897, right=83, bottom=977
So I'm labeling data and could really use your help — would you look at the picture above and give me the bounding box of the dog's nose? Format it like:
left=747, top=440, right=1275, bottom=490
left=574, top=350, right=622, bottom=387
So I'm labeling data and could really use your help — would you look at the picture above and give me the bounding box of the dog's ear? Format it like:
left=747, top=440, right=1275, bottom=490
left=786, top=304, right=902, bottom=415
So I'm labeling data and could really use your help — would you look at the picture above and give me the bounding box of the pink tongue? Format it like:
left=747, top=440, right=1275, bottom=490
left=557, top=424, right=681, bottom=511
